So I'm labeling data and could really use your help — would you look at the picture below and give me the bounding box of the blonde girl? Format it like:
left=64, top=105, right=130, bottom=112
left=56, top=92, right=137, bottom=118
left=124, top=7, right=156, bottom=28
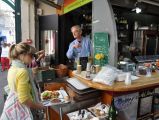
left=1, top=42, right=44, bottom=120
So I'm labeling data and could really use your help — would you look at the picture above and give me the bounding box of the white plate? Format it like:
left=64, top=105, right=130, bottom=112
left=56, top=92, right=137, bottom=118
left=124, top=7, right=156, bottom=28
left=42, top=90, right=69, bottom=106
left=88, top=103, right=109, bottom=118
left=131, top=75, right=139, bottom=81
left=116, top=75, right=139, bottom=82
left=67, top=109, right=95, bottom=120
left=67, top=77, right=90, bottom=90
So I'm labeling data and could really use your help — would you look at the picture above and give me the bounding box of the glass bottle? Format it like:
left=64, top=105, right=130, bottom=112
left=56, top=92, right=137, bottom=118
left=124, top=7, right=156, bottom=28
left=74, top=53, right=80, bottom=70
left=146, top=66, right=152, bottom=77
left=86, top=62, right=91, bottom=78
left=76, top=53, right=80, bottom=66
left=88, top=52, right=92, bottom=64
left=108, top=99, right=117, bottom=120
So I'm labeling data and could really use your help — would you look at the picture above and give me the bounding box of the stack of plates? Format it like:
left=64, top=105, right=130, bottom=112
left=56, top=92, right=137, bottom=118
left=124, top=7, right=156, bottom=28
left=66, top=78, right=101, bottom=101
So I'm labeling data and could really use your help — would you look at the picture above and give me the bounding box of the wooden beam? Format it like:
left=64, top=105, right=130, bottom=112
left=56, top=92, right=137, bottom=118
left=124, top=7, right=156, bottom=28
left=40, top=0, right=61, bottom=10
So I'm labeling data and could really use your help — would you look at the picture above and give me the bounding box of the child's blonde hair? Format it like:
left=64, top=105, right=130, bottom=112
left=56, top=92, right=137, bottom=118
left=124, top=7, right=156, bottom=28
left=9, top=42, right=36, bottom=60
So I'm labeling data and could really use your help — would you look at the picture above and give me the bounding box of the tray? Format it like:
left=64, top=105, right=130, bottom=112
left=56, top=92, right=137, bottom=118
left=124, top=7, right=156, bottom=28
left=67, top=109, right=95, bottom=120
left=67, top=77, right=90, bottom=90
left=67, top=83, right=98, bottom=95
left=88, top=103, right=109, bottom=119
left=66, top=85, right=101, bottom=101
left=116, top=73, right=139, bottom=82
left=42, top=90, right=69, bottom=106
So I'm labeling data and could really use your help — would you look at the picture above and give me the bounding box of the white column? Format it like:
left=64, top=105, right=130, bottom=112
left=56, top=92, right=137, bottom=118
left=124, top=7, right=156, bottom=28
left=21, top=0, right=35, bottom=46
left=92, top=0, right=118, bottom=66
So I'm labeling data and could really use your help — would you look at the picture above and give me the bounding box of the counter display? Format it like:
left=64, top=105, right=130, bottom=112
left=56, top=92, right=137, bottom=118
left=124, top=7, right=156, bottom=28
left=72, top=70, right=159, bottom=120
left=74, top=71, right=159, bottom=92
left=37, top=67, right=159, bottom=120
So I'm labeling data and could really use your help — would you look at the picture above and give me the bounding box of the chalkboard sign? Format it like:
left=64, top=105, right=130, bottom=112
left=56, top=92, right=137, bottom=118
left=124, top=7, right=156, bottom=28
left=138, top=89, right=154, bottom=117
left=114, top=93, right=139, bottom=120
left=93, top=32, right=110, bottom=66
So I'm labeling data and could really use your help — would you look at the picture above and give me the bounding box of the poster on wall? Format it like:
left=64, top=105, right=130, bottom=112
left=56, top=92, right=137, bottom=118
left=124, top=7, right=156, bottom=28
left=114, top=93, right=139, bottom=120
left=93, top=32, right=109, bottom=66
left=64, top=0, right=92, bottom=14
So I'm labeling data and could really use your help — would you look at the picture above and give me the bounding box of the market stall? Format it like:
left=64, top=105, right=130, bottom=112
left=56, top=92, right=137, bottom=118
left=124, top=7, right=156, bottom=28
left=37, top=66, right=159, bottom=120
left=33, top=0, right=159, bottom=120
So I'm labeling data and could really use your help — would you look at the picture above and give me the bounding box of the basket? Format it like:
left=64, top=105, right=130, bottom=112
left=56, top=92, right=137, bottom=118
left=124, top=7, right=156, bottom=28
left=54, top=64, right=68, bottom=78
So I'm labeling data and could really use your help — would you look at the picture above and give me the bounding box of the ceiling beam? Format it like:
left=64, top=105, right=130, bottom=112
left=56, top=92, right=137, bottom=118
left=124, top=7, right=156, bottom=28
left=138, top=0, right=159, bottom=7
left=39, top=0, right=61, bottom=10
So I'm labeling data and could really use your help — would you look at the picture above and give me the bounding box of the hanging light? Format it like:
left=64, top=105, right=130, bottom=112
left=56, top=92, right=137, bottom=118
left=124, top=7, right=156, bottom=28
left=132, top=2, right=142, bottom=14
left=135, top=7, right=142, bottom=13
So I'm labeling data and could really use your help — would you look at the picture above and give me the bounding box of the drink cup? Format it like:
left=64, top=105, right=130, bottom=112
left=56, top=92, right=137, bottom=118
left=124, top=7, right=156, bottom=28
left=77, top=65, right=82, bottom=74
left=95, top=65, right=100, bottom=73
left=125, top=72, right=131, bottom=85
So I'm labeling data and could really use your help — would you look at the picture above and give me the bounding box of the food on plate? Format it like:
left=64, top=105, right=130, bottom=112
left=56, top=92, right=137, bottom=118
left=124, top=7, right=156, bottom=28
left=51, top=99, right=61, bottom=103
left=52, top=91, right=60, bottom=99
left=64, top=96, right=69, bottom=101
left=90, top=117, right=99, bottom=120
left=144, top=63, right=151, bottom=67
left=89, top=103, right=109, bottom=118
left=100, top=111, right=105, bottom=116
left=41, top=90, right=53, bottom=100
left=41, top=90, right=59, bottom=100
left=67, top=109, right=94, bottom=120
left=91, top=108, right=107, bottom=117
left=41, top=90, right=70, bottom=106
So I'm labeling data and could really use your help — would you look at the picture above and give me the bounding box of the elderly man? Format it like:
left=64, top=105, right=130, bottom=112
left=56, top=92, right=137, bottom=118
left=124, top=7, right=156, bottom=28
left=66, top=25, right=92, bottom=60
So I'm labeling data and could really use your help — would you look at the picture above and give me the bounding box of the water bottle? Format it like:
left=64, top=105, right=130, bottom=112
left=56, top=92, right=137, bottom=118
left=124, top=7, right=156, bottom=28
left=146, top=67, right=152, bottom=77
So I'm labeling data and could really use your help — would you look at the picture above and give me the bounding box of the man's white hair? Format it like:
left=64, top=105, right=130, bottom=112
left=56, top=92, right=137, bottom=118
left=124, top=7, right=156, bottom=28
left=71, top=25, right=82, bottom=32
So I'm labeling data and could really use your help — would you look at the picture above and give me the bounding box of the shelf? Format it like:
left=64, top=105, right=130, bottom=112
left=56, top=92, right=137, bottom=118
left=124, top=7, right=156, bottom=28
left=118, top=28, right=127, bottom=31
left=154, top=111, right=159, bottom=116
left=137, top=113, right=154, bottom=120
left=118, top=36, right=128, bottom=38
left=116, top=23, right=128, bottom=25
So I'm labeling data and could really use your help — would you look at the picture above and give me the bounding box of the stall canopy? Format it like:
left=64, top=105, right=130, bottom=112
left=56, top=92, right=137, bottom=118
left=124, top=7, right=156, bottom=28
left=64, top=0, right=92, bottom=14
left=39, top=0, right=92, bottom=14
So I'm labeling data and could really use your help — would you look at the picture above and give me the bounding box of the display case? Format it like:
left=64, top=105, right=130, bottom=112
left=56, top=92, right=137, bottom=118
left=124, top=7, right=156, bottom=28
left=133, top=30, right=159, bottom=55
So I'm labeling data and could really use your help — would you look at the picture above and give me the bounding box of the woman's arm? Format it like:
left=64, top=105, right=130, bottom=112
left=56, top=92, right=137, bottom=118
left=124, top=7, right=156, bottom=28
left=35, top=50, right=45, bottom=62
left=36, top=50, right=45, bottom=55
left=16, top=69, right=44, bottom=109
left=23, top=99, right=45, bottom=109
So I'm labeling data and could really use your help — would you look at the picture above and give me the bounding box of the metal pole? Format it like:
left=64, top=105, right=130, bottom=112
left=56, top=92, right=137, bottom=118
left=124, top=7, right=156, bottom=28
left=59, top=107, right=63, bottom=120
left=47, top=107, right=50, bottom=120
left=15, top=0, right=21, bottom=43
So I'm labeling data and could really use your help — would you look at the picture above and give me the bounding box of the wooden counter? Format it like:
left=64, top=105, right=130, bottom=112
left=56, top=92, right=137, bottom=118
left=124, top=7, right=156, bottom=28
left=74, top=71, right=159, bottom=92
left=43, top=71, right=159, bottom=120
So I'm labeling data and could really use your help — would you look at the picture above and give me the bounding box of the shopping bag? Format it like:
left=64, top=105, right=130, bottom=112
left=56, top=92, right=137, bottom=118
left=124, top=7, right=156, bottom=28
left=0, top=90, right=33, bottom=120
